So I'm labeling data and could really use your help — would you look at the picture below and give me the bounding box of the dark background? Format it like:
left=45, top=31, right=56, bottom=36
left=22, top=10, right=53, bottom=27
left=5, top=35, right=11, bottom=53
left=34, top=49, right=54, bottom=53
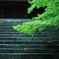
left=0, top=1, right=46, bottom=18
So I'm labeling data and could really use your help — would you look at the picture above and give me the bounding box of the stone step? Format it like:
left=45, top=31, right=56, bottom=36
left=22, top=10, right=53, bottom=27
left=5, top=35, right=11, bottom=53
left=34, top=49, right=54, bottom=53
left=24, top=48, right=56, bottom=53
left=0, top=48, right=23, bottom=53
left=0, top=25, right=19, bottom=27
left=0, top=31, right=59, bottom=33
left=0, top=53, right=57, bottom=59
left=0, top=22, right=22, bottom=26
left=0, top=43, right=58, bottom=49
left=0, top=28, right=59, bottom=34
left=0, top=32, right=59, bottom=37
left=0, top=33, right=59, bottom=37
left=0, top=26, right=59, bottom=32
left=0, top=39, right=48, bottom=43
left=0, top=39, right=59, bottom=44
left=0, top=29, right=16, bottom=32
left=0, top=19, right=33, bottom=22
left=0, top=53, right=58, bottom=55
left=0, top=48, right=57, bottom=53
left=0, top=37, right=59, bottom=40
left=0, top=44, right=45, bottom=48
left=0, top=34, right=31, bottom=37
left=0, top=32, right=23, bottom=34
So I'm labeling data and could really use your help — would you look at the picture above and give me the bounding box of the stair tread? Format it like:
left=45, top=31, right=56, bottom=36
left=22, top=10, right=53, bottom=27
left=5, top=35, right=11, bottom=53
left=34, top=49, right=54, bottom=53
left=0, top=53, right=58, bottom=55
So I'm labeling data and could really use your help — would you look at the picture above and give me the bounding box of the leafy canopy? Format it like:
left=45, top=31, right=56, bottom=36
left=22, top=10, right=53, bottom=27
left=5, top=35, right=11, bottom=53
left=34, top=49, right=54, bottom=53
left=13, top=0, right=59, bottom=37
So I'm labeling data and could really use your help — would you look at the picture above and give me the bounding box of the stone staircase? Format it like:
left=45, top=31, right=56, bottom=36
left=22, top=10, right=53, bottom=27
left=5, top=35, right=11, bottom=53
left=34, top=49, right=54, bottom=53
left=0, top=19, right=59, bottom=59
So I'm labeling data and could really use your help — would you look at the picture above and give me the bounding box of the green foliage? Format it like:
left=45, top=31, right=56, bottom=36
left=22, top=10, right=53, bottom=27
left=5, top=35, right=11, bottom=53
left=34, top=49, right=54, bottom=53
left=13, top=0, right=59, bottom=36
